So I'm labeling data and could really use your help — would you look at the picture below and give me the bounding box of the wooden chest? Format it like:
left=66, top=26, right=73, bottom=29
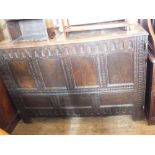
left=0, top=24, right=148, bottom=123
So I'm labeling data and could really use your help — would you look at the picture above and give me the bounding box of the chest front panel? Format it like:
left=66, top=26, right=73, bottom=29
left=0, top=35, right=147, bottom=118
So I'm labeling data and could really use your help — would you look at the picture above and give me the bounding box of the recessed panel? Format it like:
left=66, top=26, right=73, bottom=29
left=99, top=92, right=134, bottom=106
left=106, top=52, right=134, bottom=84
left=70, top=56, right=97, bottom=87
left=23, top=96, right=52, bottom=108
left=38, top=58, right=66, bottom=88
left=59, top=94, right=92, bottom=108
left=9, top=60, right=36, bottom=88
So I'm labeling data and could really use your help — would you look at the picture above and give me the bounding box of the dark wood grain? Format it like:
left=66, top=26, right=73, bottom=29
left=0, top=77, right=18, bottom=133
left=38, top=58, right=66, bottom=88
left=99, top=92, right=134, bottom=106
left=145, top=53, right=155, bottom=124
left=9, top=60, right=36, bottom=88
left=107, top=52, right=134, bottom=84
left=70, top=56, right=97, bottom=86
left=59, top=94, right=92, bottom=108
left=150, top=92, right=155, bottom=117
left=23, top=96, right=52, bottom=108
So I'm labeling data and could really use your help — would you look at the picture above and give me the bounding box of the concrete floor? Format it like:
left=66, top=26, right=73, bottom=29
left=12, top=115, right=155, bottom=135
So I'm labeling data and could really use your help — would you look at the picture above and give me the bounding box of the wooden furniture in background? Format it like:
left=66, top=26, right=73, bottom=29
left=0, top=21, right=148, bottom=123
left=141, top=19, right=155, bottom=124
left=6, top=19, right=48, bottom=42
left=45, top=19, right=55, bottom=39
left=61, top=19, right=130, bottom=37
left=0, top=77, right=18, bottom=132
left=145, top=53, right=155, bottom=124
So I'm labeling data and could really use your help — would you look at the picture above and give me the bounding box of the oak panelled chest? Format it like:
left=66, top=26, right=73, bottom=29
left=0, top=24, right=148, bottom=122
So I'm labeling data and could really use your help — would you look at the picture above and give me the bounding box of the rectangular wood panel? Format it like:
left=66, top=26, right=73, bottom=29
left=38, top=58, right=66, bottom=88
left=59, top=94, right=92, bottom=108
left=9, top=60, right=36, bottom=88
left=23, top=96, right=52, bottom=108
left=99, top=93, right=134, bottom=106
left=70, top=56, right=98, bottom=87
left=106, top=52, right=134, bottom=84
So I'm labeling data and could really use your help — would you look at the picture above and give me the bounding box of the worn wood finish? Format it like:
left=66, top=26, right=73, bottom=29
left=145, top=53, right=155, bottom=124
left=106, top=53, right=134, bottom=84
left=38, top=58, right=66, bottom=88
left=63, top=19, right=129, bottom=36
left=70, top=56, right=97, bottom=86
left=9, top=60, right=36, bottom=88
left=12, top=115, right=155, bottom=135
left=0, top=77, right=18, bottom=133
left=0, top=24, right=148, bottom=122
left=6, top=20, right=22, bottom=40
left=140, top=19, right=155, bottom=125
left=6, top=20, right=48, bottom=42
left=99, top=92, right=134, bottom=105
left=59, top=94, right=92, bottom=107
left=23, top=96, right=52, bottom=108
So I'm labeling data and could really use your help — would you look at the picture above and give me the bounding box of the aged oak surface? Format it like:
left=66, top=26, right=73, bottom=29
left=0, top=23, right=148, bottom=122
left=71, top=56, right=97, bottom=86
left=107, top=53, right=134, bottom=84
left=9, top=60, right=36, bottom=88
left=38, top=58, right=66, bottom=88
